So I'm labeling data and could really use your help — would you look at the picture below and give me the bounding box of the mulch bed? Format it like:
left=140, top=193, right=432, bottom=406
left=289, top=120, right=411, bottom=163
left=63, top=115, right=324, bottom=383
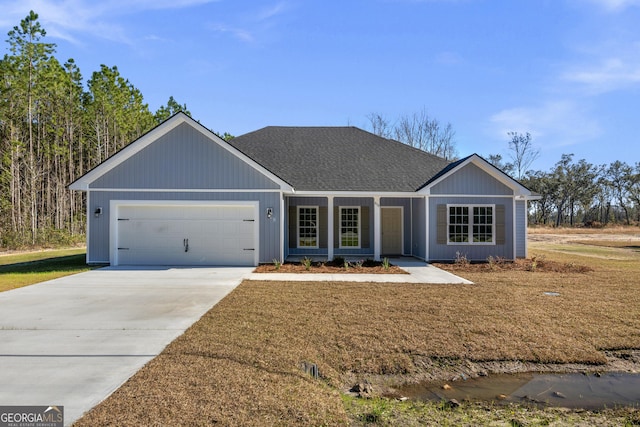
left=254, top=257, right=592, bottom=275
left=254, top=259, right=408, bottom=274
left=435, top=257, right=593, bottom=274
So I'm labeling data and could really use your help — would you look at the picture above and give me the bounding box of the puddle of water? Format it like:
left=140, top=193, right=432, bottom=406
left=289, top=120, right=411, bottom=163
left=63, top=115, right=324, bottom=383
left=397, top=372, right=640, bottom=410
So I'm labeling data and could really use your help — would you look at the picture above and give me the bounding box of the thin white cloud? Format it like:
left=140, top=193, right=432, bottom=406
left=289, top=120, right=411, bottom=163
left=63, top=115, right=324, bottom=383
left=0, top=0, right=218, bottom=45
left=560, top=37, right=640, bottom=94
left=256, top=2, right=288, bottom=21
left=208, top=1, right=291, bottom=44
left=489, top=101, right=602, bottom=150
left=584, top=0, right=640, bottom=11
left=209, top=23, right=254, bottom=43
left=562, top=50, right=640, bottom=94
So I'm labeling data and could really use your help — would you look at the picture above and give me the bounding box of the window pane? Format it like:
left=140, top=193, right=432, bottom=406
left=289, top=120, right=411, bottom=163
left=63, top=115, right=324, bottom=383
left=340, top=207, right=359, bottom=247
left=299, top=207, right=318, bottom=247
left=472, top=207, right=493, bottom=242
left=448, top=206, right=469, bottom=243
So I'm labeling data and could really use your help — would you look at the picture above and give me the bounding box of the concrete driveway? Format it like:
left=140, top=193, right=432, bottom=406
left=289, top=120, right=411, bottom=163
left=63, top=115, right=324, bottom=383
left=0, top=266, right=252, bottom=426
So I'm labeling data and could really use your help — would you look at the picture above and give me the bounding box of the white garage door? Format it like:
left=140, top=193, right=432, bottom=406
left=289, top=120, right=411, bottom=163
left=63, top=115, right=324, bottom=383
left=114, top=203, right=257, bottom=266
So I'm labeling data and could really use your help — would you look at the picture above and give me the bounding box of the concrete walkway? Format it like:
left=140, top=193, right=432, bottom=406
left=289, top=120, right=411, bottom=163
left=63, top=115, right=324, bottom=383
left=247, top=258, right=473, bottom=284
left=0, top=266, right=252, bottom=426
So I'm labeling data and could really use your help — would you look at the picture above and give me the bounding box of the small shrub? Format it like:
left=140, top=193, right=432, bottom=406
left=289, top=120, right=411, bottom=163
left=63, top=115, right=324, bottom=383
left=301, top=256, right=312, bottom=271
left=272, top=258, right=281, bottom=271
left=344, top=259, right=350, bottom=270
left=454, top=251, right=469, bottom=266
left=382, top=257, right=390, bottom=270
left=529, top=256, right=538, bottom=272
left=487, top=255, right=496, bottom=270
left=353, top=259, right=364, bottom=268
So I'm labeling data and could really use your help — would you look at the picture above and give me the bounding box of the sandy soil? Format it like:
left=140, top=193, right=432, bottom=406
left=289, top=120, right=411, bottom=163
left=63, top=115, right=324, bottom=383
left=529, top=232, right=640, bottom=244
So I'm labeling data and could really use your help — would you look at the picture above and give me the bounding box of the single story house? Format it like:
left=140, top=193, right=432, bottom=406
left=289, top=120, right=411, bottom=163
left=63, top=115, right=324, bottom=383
left=69, top=112, right=538, bottom=266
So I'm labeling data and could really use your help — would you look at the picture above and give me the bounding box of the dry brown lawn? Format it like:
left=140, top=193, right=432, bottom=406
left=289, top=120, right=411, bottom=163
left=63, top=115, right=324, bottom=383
left=75, top=232, right=640, bottom=426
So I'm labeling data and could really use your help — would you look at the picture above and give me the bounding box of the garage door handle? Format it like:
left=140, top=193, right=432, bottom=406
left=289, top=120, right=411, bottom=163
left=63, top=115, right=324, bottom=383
left=184, top=238, right=189, bottom=252
left=243, top=248, right=255, bottom=251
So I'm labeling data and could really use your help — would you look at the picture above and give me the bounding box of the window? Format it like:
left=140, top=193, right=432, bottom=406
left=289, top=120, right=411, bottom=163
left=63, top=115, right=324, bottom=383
left=448, top=205, right=494, bottom=244
left=340, top=207, right=360, bottom=248
left=298, top=206, right=318, bottom=248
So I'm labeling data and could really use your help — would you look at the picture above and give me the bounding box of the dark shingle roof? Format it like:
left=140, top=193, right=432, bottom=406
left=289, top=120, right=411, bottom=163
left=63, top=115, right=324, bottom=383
left=229, top=126, right=452, bottom=192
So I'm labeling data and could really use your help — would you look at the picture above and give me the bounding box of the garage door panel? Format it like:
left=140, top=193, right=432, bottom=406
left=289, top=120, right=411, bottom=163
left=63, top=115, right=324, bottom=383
left=115, top=204, right=257, bottom=266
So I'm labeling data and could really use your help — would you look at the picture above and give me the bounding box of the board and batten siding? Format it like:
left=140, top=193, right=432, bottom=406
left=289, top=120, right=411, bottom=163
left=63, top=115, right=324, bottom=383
left=428, top=197, right=514, bottom=261
left=91, top=122, right=280, bottom=190
left=87, top=191, right=281, bottom=264
left=430, top=163, right=512, bottom=195
left=411, top=198, right=427, bottom=259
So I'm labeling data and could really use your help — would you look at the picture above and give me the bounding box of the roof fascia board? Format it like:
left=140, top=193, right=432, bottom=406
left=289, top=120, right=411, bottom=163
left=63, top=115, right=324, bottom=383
left=69, top=113, right=293, bottom=192
left=287, top=190, right=425, bottom=198
left=419, top=154, right=532, bottom=196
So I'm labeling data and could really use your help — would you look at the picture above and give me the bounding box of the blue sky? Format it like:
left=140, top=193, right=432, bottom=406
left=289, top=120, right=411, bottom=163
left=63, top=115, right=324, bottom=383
left=1, top=0, right=639, bottom=172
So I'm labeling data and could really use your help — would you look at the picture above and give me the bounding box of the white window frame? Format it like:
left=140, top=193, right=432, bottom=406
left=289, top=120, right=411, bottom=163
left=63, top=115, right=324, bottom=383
left=339, top=206, right=361, bottom=249
left=447, top=204, right=495, bottom=245
left=297, top=206, right=319, bottom=249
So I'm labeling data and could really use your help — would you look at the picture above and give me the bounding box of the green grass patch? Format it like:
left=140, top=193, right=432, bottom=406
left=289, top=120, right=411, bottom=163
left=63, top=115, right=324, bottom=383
left=342, top=395, right=637, bottom=426
left=0, top=248, right=93, bottom=292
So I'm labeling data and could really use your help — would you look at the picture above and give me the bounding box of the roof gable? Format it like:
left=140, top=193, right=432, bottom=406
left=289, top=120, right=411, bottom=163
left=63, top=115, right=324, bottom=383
left=69, top=113, right=292, bottom=191
left=229, top=126, right=451, bottom=192
left=419, top=154, right=534, bottom=197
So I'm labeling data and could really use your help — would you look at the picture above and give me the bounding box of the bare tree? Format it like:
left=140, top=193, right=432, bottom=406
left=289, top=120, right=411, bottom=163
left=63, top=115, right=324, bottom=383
left=507, top=132, right=540, bottom=180
left=373, top=108, right=457, bottom=159
left=366, top=112, right=393, bottom=139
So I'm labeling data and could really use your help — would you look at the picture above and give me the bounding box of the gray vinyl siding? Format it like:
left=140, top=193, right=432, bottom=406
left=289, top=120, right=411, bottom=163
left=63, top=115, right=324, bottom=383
left=428, top=196, right=514, bottom=261
left=87, top=191, right=281, bottom=264
left=516, top=199, right=526, bottom=258
left=91, top=123, right=280, bottom=190
left=431, top=163, right=512, bottom=195
left=286, top=197, right=375, bottom=257
left=411, top=198, right=427, bottom=259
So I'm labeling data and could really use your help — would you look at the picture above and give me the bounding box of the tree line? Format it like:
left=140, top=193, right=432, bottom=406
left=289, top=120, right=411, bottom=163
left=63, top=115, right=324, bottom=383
left=521, top=155, right=640, bottom=227
left=1, top=12, right=636, bottom=250
left=0, top=11, right=191, bottom=248
left=486, top=133, right=640, bottom=227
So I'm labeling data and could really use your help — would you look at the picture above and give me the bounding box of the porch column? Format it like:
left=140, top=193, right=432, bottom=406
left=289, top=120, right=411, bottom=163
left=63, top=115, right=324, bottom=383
left=373, top=196, right=381, bottom=261
left=327, top=196, right=334, bottom=261
left=424, top=196, right=429, bottom=261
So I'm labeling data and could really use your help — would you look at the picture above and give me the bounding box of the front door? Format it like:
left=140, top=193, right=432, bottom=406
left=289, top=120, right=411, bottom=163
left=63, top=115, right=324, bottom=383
left=381, top=207, right=402, bottom=255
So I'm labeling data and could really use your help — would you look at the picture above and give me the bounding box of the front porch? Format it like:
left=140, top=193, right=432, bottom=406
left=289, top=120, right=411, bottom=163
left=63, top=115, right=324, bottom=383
left=284, top=195, right=428, bottom=261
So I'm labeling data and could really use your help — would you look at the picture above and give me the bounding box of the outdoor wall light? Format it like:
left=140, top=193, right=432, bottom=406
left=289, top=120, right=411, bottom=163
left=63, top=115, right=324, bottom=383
left=266, top=207, right=273, bottom=219
left=94, top=207, right=102, bottom=218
